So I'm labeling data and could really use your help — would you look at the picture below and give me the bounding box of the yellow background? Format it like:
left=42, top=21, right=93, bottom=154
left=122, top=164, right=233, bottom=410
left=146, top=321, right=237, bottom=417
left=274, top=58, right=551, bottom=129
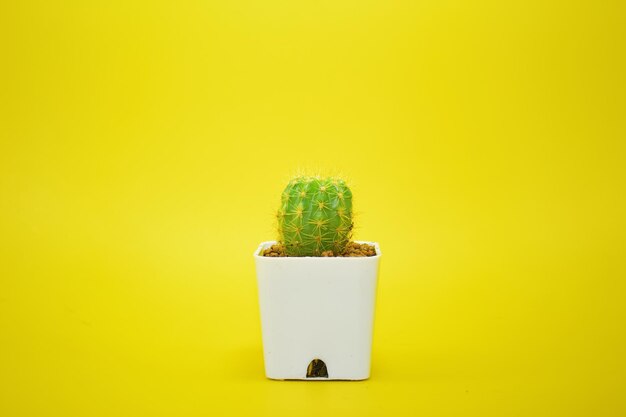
left=1, top=0, right=625, bottom=415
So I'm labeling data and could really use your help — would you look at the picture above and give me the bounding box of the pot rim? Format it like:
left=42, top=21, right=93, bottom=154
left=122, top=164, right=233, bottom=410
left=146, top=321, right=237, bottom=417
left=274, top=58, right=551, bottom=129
left=254, top=241, right=381, bottom=259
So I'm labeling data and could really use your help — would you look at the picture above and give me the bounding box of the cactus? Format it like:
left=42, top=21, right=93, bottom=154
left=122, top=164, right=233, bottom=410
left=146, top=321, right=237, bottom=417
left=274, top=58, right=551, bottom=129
left=277, top=176, right=353, bottom=256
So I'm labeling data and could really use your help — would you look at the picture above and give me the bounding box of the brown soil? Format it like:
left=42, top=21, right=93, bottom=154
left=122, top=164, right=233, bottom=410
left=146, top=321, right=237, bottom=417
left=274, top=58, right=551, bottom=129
left=262, top=242, right=376, bottom=257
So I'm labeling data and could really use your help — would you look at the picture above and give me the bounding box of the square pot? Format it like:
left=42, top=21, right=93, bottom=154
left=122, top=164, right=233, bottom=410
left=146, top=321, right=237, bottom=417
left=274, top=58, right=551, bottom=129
left=254, top=241, right=381, bottom=380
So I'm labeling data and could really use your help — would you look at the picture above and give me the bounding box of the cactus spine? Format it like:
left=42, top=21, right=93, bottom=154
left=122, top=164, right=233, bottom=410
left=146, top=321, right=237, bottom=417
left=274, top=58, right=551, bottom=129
left=277, top=176, right=353, bottom=256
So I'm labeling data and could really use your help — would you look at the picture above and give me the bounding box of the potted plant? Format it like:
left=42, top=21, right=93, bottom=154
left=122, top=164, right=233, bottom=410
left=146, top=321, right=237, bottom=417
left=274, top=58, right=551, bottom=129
left=254, top=176, right=381, bottom=380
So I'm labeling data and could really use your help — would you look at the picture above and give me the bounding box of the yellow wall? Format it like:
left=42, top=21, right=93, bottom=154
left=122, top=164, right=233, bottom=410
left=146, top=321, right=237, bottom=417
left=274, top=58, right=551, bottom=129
left=1, top=1, right=624, bottom=415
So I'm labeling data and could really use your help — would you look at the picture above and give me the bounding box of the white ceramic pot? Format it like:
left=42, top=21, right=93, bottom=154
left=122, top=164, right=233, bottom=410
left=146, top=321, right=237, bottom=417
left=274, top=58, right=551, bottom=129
left=254, top=241, right=381, bottom=380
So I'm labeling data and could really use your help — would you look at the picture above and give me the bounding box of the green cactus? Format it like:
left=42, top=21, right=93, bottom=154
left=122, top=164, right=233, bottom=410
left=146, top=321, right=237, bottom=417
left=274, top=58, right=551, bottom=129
left=277, top=176, right=353, bottom=256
